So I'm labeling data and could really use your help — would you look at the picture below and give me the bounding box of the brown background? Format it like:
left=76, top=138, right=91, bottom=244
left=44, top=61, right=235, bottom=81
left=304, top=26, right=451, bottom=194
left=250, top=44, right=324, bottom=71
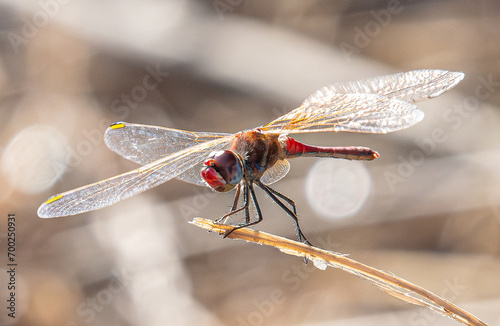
left=0, top=1, right=499, bottom=325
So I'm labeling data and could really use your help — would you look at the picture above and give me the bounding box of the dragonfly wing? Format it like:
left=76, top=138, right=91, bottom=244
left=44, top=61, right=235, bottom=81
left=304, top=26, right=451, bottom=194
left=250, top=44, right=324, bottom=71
left=305, top=70, right=464, bottom=104
left=105, top=122, right=232, bottom=186
left=105, top=122, right=231, bottom=165
left=262, top=93, right=423, bottom=134
left=260, top=159, right=290, bottom=185
left=262, top=70, right=463, bottom=134
left=38, top=136, right=233, bottom=218
left=174, top=138, right=233, bottom=186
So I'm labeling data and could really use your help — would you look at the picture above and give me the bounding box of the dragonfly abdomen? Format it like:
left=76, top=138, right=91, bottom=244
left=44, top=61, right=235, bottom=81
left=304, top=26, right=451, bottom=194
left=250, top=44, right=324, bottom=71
left=283, top=136, right=379, bottom=161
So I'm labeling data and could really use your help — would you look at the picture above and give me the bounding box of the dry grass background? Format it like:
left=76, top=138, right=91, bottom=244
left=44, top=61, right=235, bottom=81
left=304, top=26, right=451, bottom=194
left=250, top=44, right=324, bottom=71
left=0, top=1, right=499, bottom=325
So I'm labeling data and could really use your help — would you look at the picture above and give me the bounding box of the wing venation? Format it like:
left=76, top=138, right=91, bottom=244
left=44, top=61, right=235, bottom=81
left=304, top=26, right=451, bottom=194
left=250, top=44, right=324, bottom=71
left=263, top=93, right=423, bottom=134
left=262, top=70, right=463, bottom=134
left=304, top=69, right=464, bottom=104
left=38, top=137, right=232, bottom=218
left=104, top=122, right=231, bottom=185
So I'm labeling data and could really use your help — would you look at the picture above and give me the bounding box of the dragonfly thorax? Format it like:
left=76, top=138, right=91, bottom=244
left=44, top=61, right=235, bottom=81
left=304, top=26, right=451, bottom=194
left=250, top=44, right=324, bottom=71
left=201, top=150, right=243, bottom=192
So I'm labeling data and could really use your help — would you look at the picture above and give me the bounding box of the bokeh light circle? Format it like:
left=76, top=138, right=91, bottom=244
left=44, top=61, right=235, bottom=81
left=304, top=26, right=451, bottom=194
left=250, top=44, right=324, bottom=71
left=2, top=125, right=67, bottom=194
left=305, top=159, right=372, bottom=220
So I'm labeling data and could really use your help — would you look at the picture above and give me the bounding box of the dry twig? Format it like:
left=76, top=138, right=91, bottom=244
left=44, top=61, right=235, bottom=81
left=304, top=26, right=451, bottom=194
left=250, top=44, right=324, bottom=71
left=190, top=217, right=487, bottom=326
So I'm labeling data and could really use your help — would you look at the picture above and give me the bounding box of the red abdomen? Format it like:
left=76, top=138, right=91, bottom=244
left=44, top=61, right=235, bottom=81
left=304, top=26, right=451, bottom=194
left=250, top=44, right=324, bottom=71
left=284, top=136, right=379, bottom=160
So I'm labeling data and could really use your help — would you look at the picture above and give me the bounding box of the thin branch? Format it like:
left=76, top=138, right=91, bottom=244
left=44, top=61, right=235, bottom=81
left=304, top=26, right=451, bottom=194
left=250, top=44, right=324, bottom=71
left=189, top=218, right=488, bottom=326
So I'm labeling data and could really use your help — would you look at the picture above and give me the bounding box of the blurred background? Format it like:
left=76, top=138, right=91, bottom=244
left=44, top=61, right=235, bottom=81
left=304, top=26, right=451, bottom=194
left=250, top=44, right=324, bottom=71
left=0, top=0, right=499, bottom=325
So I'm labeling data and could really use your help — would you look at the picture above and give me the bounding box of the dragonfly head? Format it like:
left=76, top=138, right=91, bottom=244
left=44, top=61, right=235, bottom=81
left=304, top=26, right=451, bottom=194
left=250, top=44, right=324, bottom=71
left=201, top=150, right=243, bottom=192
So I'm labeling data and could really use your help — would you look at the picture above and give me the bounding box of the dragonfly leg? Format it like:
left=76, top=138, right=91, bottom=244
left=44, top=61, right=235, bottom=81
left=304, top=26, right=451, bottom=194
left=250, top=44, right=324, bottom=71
left=216, top=183, right=242, bottom=224
left=262, top=182, right=297, bottom=215
left=224, top=181, right=264, bottom=238
left=230, top=183, right=242, bottom=212
left=255, top=180, right=311, bottom=246
left=216, top=183, right=247, bottom=225
left=243, top=183, right=251, bottom=224
left=232, top=183, right=252, bottom=224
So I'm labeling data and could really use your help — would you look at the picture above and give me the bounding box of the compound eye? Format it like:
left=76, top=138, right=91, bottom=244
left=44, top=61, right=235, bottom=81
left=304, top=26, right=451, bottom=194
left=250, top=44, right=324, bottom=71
left=201, top=151, right=243, bottom=192
left=201, top=161, right=226, bottom=192
left=212, top=151, right=243, bottom=185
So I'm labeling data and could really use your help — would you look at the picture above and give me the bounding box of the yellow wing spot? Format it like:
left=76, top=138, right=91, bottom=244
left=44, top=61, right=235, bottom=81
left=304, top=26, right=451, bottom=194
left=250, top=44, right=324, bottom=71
left=45, top=194, right=63, bottom=205
left=110, top=122, right=125, bottom=129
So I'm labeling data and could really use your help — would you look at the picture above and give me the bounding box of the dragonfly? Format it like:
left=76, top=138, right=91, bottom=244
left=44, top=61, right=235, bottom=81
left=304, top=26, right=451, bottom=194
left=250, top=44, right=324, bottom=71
left=38, top=69, right=464, bottom=244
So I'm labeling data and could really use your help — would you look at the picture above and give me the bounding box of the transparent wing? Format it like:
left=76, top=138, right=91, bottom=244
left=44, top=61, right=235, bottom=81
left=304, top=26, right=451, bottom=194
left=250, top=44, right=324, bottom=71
left=174, top=162, right=218, bottom=186
left=260, top=159, right=290, bottom=185
left=307, top=69, right=464, bottom=104
left=104, top=122, right=231, bottom=185
left=262, top=70, right=463, bottom=134
left=38, top=136, right=233, bottom=218
left=105, top=122, right=231, bottom=164
left=262, top=93, right=423, bottom=134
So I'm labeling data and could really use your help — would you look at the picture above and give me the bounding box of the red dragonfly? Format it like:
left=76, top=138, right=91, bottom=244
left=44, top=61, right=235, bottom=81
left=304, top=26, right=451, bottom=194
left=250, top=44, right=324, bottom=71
left=38, top=69, right=463, bottom=243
